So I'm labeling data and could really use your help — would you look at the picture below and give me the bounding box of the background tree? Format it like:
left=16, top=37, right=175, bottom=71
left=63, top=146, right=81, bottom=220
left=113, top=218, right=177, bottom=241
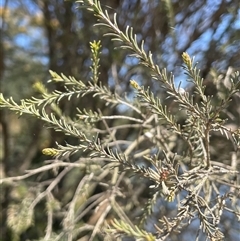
left=0, top=0, right=240, bottom=240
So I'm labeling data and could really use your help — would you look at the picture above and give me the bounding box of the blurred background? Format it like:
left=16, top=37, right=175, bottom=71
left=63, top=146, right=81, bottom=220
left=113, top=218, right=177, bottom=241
left=0, top=0, right=240, bottom=240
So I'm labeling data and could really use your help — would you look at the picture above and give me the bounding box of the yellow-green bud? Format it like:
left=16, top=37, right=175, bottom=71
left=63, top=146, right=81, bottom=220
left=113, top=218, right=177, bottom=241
left=182, top=52, right=192, bottom=69
left=130, top=80, right=140, bottom=90
left=33, top=81, right=47, bottom=94
left=42, top=148, right=59, bottom=156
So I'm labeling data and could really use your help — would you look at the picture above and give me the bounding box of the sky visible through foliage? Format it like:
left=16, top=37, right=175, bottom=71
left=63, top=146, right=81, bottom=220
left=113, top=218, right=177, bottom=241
left=3, top=0, right=240, bottom=88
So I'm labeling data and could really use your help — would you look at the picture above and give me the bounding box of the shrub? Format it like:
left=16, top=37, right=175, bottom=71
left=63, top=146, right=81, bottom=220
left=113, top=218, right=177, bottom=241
left=1, top=1, right=239, bottom=240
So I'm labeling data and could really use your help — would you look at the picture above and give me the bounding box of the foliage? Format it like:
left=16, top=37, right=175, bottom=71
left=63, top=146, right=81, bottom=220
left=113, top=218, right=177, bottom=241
left=1, top=3, right=46, bottom=100
left=0, top=0, right=240, bottom=241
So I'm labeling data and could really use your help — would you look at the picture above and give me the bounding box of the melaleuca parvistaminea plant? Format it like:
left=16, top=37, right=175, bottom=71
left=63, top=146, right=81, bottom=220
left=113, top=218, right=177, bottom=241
left=1, top=1, right=240, bottom=240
